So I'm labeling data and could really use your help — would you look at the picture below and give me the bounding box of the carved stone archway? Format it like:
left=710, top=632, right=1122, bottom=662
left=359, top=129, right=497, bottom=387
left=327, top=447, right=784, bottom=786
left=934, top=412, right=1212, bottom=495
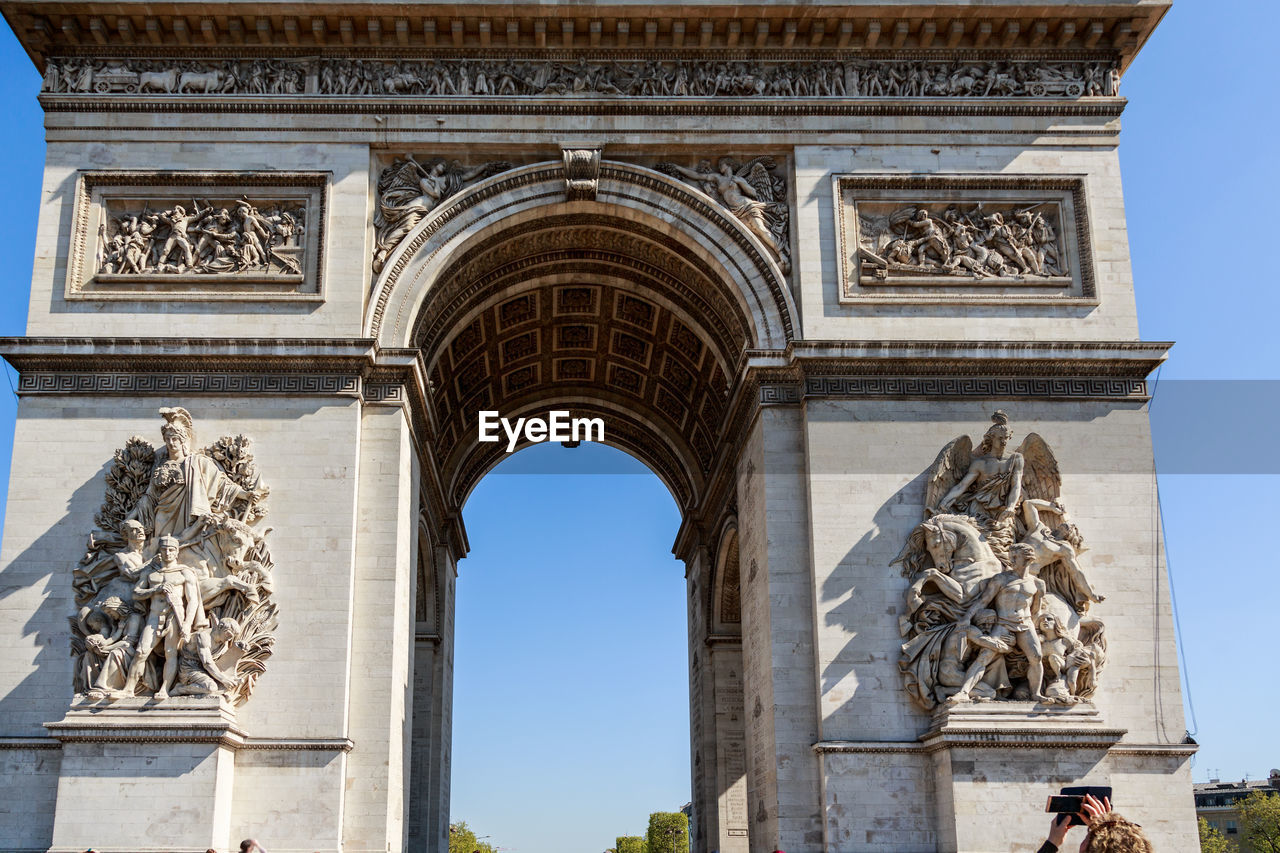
left=380, top=159, right=792, bottom=853
left=367, top=160, right=796, bottom=352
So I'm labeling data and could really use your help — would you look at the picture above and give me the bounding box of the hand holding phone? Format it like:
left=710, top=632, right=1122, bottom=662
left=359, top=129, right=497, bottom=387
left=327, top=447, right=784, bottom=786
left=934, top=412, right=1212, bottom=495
left=1045, top=786, right=1112, bottom=828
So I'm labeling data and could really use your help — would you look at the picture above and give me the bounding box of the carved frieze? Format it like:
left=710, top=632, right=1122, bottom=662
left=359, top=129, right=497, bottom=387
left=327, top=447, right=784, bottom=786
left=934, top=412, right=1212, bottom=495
left=895, top=412, right=1106, bottom=711
left=835, top=175, right=1094, bottom=303
left=42, top=56, right=1120, bottom=101
left=73, top=408, right=277, bottom=705
left=68, top=171, right=327, bottom=301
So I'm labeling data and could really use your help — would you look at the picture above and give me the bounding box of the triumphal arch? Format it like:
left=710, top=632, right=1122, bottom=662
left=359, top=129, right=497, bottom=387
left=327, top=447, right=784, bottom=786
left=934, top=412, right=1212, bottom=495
left=0, top=0, right=1197, bottom=850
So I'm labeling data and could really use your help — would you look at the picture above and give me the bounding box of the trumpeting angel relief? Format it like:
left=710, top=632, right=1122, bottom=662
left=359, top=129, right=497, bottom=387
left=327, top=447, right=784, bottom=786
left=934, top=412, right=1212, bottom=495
left=895, top=412, right=1106, bottom=710
left=657, top=157, right=792, bottom=275
left=372, top=155, right=514, bottom=274
left=71, top=407, right=278, bottom=705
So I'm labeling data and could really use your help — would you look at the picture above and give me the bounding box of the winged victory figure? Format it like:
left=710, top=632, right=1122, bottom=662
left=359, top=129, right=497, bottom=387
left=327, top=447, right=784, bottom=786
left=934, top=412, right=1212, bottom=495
left=657, top=156, right=791, bottom=274
left=372, top=155, right=513, bottom=273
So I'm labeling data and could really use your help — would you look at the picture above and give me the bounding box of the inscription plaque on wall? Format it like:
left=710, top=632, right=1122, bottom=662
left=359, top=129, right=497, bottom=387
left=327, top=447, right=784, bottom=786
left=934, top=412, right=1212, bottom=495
left=66, top=170, right=329, bottom=301
left=834, top=174, right=1095, bottom=304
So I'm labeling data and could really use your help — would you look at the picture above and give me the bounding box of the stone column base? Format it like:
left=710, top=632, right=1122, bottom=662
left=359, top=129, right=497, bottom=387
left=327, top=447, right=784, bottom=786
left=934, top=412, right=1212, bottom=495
left=922, top=703, right=1126, bottom=853
left=45, top=696, right=244, bottom=853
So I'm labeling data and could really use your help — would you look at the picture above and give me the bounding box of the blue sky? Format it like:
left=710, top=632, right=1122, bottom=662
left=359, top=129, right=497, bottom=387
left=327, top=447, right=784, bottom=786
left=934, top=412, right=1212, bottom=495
left=1, top=3, right=1278, bottom=852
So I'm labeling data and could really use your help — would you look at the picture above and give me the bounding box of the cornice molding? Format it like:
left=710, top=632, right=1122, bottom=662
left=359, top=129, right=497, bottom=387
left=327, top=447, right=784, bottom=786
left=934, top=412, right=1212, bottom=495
left=36, top=94, right=1129, bottom=121
left=0, top=336, right=1169, bottom=387
left=2, top=3, right=1168, bottom=71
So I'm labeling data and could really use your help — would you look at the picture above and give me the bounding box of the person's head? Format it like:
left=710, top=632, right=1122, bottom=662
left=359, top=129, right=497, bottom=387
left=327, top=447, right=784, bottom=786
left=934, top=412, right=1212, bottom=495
left=213, top=616, right=240, bottom=646
left=974, top=609, right=997, bottom=631
left=914, top=208, right=928, bottom=221
left=158, top=535, right=180, bottom=565
left=977, top=410, right=1013, bottom=455
left=102, top=596, right=129, bottom=620
left=239, top=839, right=265, bottom=853
left=121, top=519, right=146, bottom=548
left=1079, top=811, right=1153, bottom=853
left=1036, top=612, right=1060, bottom=638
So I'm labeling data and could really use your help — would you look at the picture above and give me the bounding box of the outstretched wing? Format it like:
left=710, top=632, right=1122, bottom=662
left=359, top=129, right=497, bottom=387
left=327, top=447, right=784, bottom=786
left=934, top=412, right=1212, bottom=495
left=924, top=435, right=972, bottom=515
left=738, top=157, right=779, bottom=203
left=1018, top=433, right=1061, bottom=503
left=454, top=160, right=514, bottom=188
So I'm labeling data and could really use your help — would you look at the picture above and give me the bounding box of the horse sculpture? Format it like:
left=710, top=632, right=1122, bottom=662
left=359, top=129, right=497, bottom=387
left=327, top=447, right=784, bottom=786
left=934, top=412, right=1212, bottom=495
left=892, top=513, right=1003, bottom=635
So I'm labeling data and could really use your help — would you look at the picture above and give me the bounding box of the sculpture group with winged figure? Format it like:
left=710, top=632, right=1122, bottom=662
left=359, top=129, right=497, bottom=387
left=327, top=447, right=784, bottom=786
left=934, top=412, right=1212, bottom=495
left=894, top=411, right=1106, bottom=710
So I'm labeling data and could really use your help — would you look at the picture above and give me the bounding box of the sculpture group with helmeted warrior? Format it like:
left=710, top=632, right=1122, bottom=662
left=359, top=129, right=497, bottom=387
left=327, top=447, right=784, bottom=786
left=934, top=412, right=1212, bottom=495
left=69, top=407, right=279, bottom=706
left=894, top=411, right=1106, bottom=710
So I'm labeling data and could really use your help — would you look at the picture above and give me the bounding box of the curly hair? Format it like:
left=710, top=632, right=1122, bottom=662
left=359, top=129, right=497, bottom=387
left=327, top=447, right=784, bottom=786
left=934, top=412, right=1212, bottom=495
left=1084, top=811, right=1153, bottom=853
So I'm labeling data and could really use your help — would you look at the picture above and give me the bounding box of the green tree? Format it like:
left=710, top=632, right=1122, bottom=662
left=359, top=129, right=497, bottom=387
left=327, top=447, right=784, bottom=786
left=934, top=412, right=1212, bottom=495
left=617, top=835, right=647, bottom=853
left=1199, top=817, right=1235, bottom=853
left=449, top=820, right=497, bottom=853
left=646, top=812, right=688, bottom=853
left=1240, top=791, right=1280, bottom=853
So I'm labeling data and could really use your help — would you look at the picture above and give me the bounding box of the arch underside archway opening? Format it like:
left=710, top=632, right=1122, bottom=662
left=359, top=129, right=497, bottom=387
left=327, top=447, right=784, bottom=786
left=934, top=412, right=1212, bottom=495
left=388, top=162, right=794, bottom=513
left=393, top=162, right=776, bottom=853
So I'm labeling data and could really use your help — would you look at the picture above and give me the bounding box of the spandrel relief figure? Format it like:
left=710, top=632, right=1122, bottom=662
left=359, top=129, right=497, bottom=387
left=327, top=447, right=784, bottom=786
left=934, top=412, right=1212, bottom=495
left=657, top=157, right=792, bottom=275
left=372, top=156, right=514, bottom=273
left=895, top=412, right=1106, bottom=710
left=72, top=408, right=278, bottom=705
left=856, top=202, right=1065, bottom=283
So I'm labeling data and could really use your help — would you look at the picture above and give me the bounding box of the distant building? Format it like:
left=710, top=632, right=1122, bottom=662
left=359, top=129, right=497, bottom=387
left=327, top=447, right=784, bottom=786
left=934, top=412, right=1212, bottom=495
left=1194, top=769, right=1280, bottom=848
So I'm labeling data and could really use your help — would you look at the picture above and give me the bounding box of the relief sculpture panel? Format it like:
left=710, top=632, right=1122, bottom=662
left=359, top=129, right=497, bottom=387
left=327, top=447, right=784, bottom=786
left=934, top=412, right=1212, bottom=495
left=67, top=171, right=327, bottom=301
left=835, top=175, right=1094, bottom=303
left=72, top=408, right=277, bottom=705
left=895, top=412, right=1106, bottom=710
left=42, top=56, right=1120, bottom=101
